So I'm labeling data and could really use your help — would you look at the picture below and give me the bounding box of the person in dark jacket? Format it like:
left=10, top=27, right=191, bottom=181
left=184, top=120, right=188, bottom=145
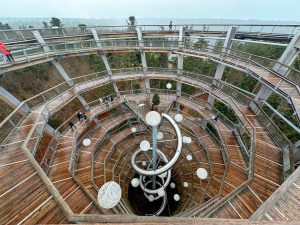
left=68, top=121, right=76, bottom=131
left=77, top=112, right=82, bottom=121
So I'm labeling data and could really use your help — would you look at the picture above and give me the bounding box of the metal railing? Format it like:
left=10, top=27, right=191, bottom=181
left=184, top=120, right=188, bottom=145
left=1, top=24, right=299, bottom=43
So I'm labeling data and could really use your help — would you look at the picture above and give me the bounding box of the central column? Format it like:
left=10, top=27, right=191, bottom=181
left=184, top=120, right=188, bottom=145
left=152, top=125, right=158, bottom=189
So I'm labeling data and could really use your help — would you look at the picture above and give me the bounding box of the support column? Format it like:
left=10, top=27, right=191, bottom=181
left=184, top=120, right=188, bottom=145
left=137, top=27, right=150, bottom=94
left=207, top=26, right=237, bottom=109
left=91, top=28, right=120, bottom=96
left=33, top=30, right=89, bottom=109
left=251, top=30, right=300, bottom=111
left=51, top=60, right=89, bottom=109
left=0, top=86, right=30, bottom=113
left=176, top=27, right=184, bottom=112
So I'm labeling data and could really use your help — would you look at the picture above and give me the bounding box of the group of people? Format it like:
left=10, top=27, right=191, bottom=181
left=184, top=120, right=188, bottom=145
left=0, top=41, right=15, bottom=63
left=68, top=111, right=88, bottom=131
left=99, top=95, right=114, bottom=107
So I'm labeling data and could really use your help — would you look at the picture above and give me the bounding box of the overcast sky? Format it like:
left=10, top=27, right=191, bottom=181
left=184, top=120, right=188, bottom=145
left=2, top=0, right=300, bottom=21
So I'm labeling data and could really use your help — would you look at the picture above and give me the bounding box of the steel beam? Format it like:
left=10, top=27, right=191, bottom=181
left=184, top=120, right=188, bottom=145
left=176, top=27, right=184, bottom=112
left=207, top=26, right=237, bottom=108
left=251, top=30, right=300, bottom=110
left=0, top=85, right=30, bottom=113
left=91, top=28, right=120, bottom=96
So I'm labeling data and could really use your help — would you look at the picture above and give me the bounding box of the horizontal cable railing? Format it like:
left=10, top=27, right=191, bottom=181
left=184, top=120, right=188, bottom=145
left=1, top=24, right=299, bottom=43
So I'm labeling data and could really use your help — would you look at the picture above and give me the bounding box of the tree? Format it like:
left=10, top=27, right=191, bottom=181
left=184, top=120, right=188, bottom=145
left=152, top=92, right=160, bottom=106
left=0, top=22, right=11, bottom=30
left=42, top=21, right=49, bottom=28
left=50, top=17, right=62, bottom=27
left=126, top=16, right=137, bottom=31
left=78, top=24, right=87, bottom=32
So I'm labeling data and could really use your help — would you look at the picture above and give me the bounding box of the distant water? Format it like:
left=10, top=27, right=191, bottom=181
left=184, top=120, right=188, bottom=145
left=1, top=17, right=300, bottom=29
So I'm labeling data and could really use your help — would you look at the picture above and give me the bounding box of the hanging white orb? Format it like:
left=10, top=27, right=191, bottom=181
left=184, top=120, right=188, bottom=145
left=146, top=111, right=161, bottom=127
left=170, top=182, right=176, bottom=189
left=158, top=188, right=165, bottom=197
left=175, top=114, right=183, bottom=123
left=183, top=136, right=192, bottom=144
left=140, top=140, right=150, bottom=152
left=183, top=182, right=189, bottom=188
left=82, top=138, right=91, bottom=147
left=142, top=161, right=147, bottom=167
left=186, top=154, right=193, bottom=161
left=197, top=168, right=208, bottom=180
left=98, top=181, right=121, bottom=209
left=131, top=127, right=137, bottom=133
left=157, top=131, right=164, bottom=140
left=148, top=194, right=155, bottom=202
left=166, top=83, right=172, bottom=89
left=174, top=194, right=180, bottom=201
left=131, top=178, right=140, bottom=187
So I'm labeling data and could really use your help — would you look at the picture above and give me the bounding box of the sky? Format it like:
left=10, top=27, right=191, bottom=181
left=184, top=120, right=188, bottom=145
left=1, top=0, right=300, bottom=22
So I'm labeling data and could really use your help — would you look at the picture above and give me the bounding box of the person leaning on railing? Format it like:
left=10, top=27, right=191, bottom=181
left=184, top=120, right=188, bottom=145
left=0, top=41, right=15, bottom=63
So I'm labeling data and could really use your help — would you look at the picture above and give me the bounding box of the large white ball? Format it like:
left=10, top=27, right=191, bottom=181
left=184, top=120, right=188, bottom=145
left=186, top=154, right=193, bottom=161
left=146, top=111, right=161, bottom=127
left=197, top=168, right=208, bottom=180
left=157, top=131, right=164, bottom=140
left=140, top=140, right=150, bottom=151
left=148, top=194, right=155, bottom=202
left=166, top=83, right=172, bottom=89
left=175, top=114, right=183, bottom=123
left=158, top=188, right=165, bottom=197
left=183, top=182, right=189, bottom=188
left=170, top=182, right=176, bottom=189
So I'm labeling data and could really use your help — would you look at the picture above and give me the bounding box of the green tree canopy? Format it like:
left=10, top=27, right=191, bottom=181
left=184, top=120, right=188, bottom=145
left=126, top=16, right=137, bottom=31
left=0, top=22, right=11, bottom=30
left=50, top=17, right=63, bottom=27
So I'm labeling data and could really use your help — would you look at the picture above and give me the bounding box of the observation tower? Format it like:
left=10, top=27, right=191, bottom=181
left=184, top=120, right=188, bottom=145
left=1, top=24, right=300, bottom=224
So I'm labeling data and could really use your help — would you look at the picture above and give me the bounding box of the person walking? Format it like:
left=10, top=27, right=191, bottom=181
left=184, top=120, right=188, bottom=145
left=77, top=112, right=82, bottom=121
left=169, top=20, right=173, bottom=31
left=68, top=121, right=76, bottom=131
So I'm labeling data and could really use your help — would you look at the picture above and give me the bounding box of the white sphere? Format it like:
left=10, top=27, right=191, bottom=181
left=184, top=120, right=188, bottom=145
left=82, top=139, right=91, bottom=147
left=98, top=181, right=121, bottom=209
left=186, top=154, right=193, bottom=161
left=131, top=127, right=137, bottom=133
left=146, top=111, right=161, bottom=127
left=166, top=83, right=172, bottom=89
left=183, top=182, right=189, bottom=188
left=157, top=131, right=164, bottom=140
left=170, top=182, right=176, bottom=189
left=142, top=161, right=147, bottom=166
left=197, top=168, right=208, bottom=180
left=174, top=194, right=180, bottom=201
left=140, top=140, right=150, bottom=151
left=148, top=194, right=155, bottom=202
left=175, top=114, right=183, bottom=123
left=158, top=188, right=165, bottom=197
left=183, top=136, right=192, bottom=144
left=131, top=178, right=140, bottom=187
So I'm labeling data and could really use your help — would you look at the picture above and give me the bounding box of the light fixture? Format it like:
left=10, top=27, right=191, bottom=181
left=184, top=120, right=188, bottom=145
left=146, top=111, right=161, bottom=127
left=140, top=140, right=150, bottom=152
left=82, top=138, right=91, bottom=147
left=174, top=194, right=180, bottom=201
left=170, top=182, right=176, bottom=189
left=186, top=154, right=192, bottom=161
left=183, top=136, right=192, bottom=144
left=98, top=181, right=121, bottom=209
left=175, top=114, right=183, bottom=123
left=131, top=178, right=140, bottom=187
left=131, top=127, right=137, bottom=133
left=148, top=194, right=155, bottom=202
left=166, top=83, right=172, bottom=89
left=197, top=168, right=208, bottom=180
left=183, top=182, right=189, bottom=188
left=157, top=131, right=164, bottom=140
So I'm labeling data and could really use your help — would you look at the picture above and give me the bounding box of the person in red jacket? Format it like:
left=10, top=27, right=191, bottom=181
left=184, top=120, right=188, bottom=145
left=0, top=42, right=14, bottom=62
left=0, top=42, right=8, bottom=62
